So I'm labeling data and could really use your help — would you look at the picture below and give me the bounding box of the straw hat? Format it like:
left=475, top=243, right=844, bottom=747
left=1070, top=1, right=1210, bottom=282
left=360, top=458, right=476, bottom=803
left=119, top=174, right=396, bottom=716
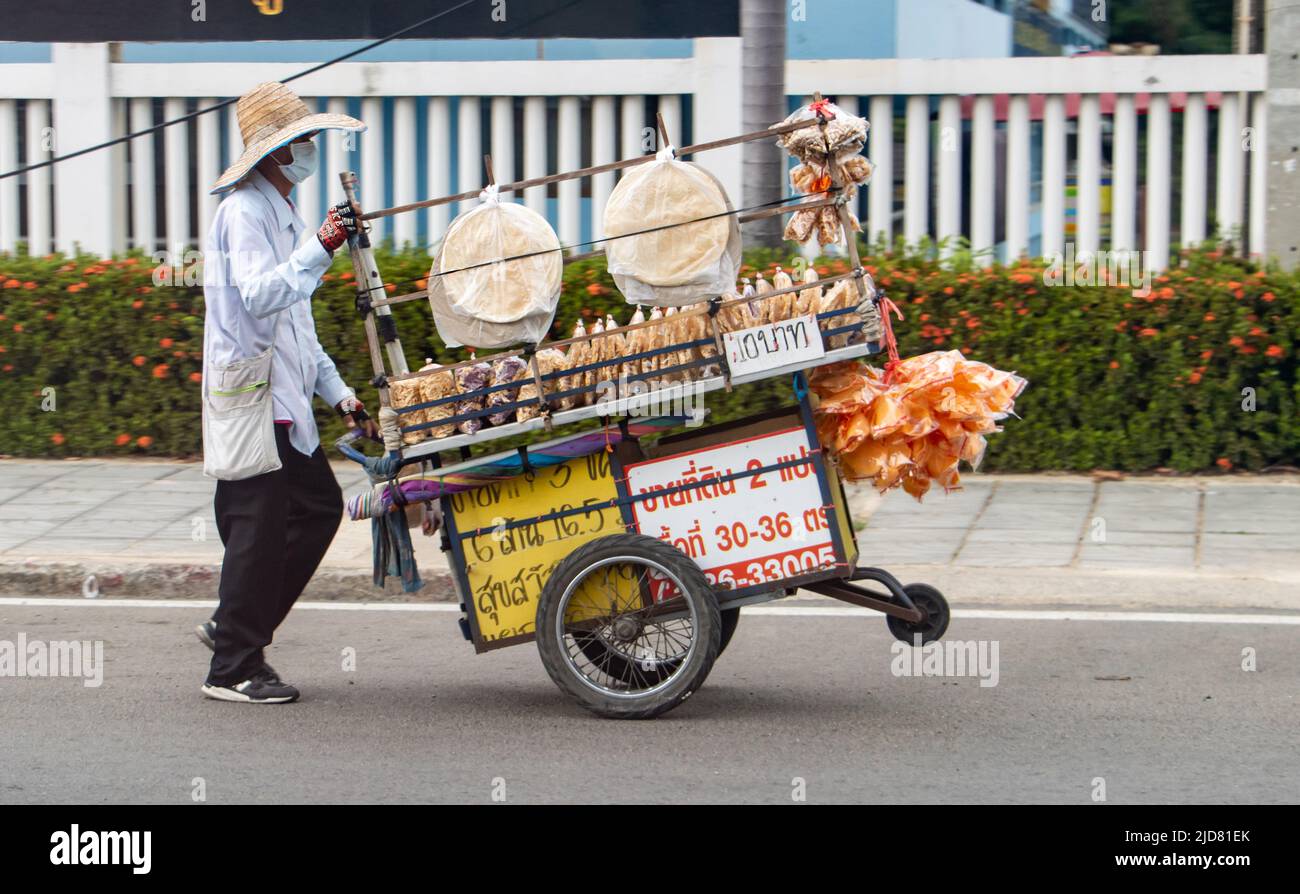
left=209, top=82, right=365, bottom=194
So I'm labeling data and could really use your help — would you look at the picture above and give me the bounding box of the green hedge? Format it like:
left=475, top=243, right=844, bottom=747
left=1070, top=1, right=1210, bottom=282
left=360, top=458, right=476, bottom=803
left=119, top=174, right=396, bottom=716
left=1, top=244, right=1295, bottom=472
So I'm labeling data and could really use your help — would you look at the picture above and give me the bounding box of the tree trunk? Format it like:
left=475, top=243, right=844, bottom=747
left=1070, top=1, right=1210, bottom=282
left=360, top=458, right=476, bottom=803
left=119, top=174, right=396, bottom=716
left=741, top=0, right=787, bottom=248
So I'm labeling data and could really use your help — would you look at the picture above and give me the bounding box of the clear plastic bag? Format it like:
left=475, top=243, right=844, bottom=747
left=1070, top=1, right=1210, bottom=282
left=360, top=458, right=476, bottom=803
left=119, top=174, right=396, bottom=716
left=427, top=186, right=562, bottom=349
left=775, top=100, right=869, bottom=164
left=603, top=148, right=742, bottom=307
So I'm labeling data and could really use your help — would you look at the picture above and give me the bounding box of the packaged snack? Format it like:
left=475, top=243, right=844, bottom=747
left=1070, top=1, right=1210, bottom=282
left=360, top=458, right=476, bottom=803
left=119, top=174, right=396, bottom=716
left=603, top=147, right=742, bottom=307
left=486, top=355, right=528, bottom=426
left=453, top=358, right=492, bottom=435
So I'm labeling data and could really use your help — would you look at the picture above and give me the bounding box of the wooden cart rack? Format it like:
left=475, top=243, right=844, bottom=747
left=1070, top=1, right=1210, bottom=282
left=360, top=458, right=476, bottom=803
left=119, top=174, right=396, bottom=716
left=333, top=102, right=952, bottom=719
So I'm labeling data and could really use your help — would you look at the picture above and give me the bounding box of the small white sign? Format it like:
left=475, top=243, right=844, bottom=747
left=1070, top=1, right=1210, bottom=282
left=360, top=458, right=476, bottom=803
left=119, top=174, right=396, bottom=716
left=723, top=314, right=825, bottom=377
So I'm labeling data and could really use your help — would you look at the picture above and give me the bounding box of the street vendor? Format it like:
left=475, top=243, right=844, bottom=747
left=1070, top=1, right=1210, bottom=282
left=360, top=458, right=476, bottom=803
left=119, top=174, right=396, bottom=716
left=196, top=82, right=377, bottom=704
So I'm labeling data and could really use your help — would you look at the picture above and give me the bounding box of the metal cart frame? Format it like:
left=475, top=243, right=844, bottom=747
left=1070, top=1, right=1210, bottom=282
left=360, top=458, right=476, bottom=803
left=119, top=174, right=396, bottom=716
left=333, top=100, right=950, bottom=718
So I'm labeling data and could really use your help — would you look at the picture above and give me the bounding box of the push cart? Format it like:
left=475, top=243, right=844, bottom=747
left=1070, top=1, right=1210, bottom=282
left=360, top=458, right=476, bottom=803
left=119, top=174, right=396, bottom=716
left=333, top=104, right=951, bottom=719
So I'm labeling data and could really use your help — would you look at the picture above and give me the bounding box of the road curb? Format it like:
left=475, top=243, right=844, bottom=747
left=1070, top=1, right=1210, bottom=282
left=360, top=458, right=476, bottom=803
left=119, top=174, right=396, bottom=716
left=0, top=560, right=459, bottom=603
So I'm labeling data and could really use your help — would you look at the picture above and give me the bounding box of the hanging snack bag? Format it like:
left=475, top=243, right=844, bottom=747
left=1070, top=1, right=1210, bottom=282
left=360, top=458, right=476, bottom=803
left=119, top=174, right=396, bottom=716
left=603, top=146, right=742, bottom=308
left=427, top=185, right=563, bottom=349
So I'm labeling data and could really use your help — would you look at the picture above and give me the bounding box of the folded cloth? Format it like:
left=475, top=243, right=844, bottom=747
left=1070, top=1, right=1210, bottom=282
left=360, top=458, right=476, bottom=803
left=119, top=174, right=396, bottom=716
left=347, top=478, right=443, bottom=520
left=357, top=452, right=423, bottom=593
left=373, top=511, right=422, bottom=593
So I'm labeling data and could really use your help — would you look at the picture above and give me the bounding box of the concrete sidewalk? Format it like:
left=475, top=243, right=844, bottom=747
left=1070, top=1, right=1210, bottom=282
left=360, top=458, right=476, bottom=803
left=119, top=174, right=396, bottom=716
left=1, top=458, right=1297, bottom=609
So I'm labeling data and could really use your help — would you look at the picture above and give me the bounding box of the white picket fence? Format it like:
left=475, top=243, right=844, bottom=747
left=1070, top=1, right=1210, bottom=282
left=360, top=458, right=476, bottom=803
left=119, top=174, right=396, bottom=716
left=0, top=41, right=1270, bottom=268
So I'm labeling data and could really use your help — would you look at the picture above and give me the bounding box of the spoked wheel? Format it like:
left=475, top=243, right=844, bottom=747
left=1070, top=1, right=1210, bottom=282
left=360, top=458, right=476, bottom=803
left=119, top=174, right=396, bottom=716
left=536, top=533, right=720, bottom=719
left=886, top=583, right=950, bottom=645
left=574, top=605, right=740, bottom=680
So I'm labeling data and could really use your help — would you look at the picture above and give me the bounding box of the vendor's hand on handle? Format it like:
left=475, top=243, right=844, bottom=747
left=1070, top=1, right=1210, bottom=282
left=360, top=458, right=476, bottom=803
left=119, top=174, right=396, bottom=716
left=337, top=396, right=380, bottom=441
left=317, top=201, right=360, bottom=254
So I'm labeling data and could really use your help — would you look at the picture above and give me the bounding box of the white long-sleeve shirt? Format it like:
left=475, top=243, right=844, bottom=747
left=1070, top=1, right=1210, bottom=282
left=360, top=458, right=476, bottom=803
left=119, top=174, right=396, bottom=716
left=202, top=171, right=353, bottom=457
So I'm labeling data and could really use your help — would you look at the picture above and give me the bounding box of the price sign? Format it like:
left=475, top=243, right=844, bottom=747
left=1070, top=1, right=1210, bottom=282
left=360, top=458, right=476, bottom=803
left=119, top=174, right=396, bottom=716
left=448, top=452, right=623, bottom=649
left=624, top=426, right=841, bottom=594
left=723, top=314, right=825, bottom=377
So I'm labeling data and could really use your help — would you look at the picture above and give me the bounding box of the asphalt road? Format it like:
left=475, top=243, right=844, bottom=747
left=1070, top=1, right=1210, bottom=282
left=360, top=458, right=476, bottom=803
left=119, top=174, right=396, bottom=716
left=1, top=599, right=1296, bottom=804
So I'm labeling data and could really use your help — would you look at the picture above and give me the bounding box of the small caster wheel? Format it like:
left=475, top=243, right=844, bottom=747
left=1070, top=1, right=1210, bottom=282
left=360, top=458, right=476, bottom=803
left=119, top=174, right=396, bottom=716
left=886, top=583, right=950, bottom=644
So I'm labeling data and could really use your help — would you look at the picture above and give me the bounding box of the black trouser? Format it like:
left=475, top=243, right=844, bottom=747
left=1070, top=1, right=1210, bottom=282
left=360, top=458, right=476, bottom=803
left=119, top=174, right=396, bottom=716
left=208, top=424, right=342, bottom=686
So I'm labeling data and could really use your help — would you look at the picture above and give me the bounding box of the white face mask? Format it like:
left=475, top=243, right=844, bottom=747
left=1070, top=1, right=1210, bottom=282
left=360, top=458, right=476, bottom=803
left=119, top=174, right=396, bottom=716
left=279, top=140, right=318, bottom=184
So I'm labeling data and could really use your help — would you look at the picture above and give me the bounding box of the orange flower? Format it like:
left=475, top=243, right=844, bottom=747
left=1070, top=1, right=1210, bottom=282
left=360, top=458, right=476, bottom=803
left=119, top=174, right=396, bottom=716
left=51, top=433, right=65, bottom=446
left=11, top=323, right=21, bottom=333
left=415, top=278, right=428, bottom=290
left=1215, top=457, right=1232, bottom=470
left=1188, top=371, right=1202, bottom=384
left=133, top=355, right=146, bottom=367
left=586, top=283, right=607, bottom=296
left=943, top=286, right=955, bottom=295
left=1, top=364, right=12, bottom=373
left=1200, top=350, right=1214, bottom=360
left=131, top=300, right=144, bottom=309
left=1228, top=336, right=1244, bottom=347
left=1138, top=327, right=1158, bottom=337
left=159, top=337, right=173, bottom=348
left=384, top=283, right=396, bottom=293
left=152, top=364, right=169, bottom=378
left=1109, top=361, right=1120, bottom=369
left=188, top=371, right=202, bottom=383
left=1203, top=313, right=1215, bottom=322
left=1266, top=345, right=1284, bottom=358
left=115, top=433, right=131, bottom=446
left=22, top=282, right=35, bottom=289
left=1262, top=292, right=1275, bottom=303
left=2, top=279, right=19, bottom=289
left=136, top=436, right=153, bottom=448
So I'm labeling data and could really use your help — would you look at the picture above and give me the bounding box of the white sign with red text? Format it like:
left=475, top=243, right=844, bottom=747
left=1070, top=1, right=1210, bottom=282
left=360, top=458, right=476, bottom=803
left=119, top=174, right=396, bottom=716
left=625, top=426, right=839, bottom=594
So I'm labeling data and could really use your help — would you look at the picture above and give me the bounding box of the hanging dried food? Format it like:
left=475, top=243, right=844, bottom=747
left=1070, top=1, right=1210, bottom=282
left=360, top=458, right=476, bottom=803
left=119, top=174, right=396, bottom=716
left=769, top=266, right=795, bottom=321
left=776, top=100, right=869, bottom=165
left=753, top=272, right=772, bottom=323
left=621, top=306, right=647, bottom=385
left=794, top=267, right=822, bottom=319
left=583, top=317, right=607, bottom=405
left=427, top=185, right=562, bottom=349
left=810, top=353, right=1027, bottom=501
left=718, top=290, right=756, bottom=333
left=643, top=306, right=665, bottom=388
left=558, top=320, right=589, bottom=410
left=603, top=147, right=742, bottom=307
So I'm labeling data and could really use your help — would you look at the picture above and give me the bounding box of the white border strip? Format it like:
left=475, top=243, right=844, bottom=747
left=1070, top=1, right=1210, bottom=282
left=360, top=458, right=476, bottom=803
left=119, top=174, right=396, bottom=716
left=1, top=597, right=1297, bottom=625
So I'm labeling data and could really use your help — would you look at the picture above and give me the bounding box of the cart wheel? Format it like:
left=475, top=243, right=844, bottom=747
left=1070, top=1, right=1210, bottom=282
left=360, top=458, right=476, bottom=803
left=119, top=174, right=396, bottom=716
left=574, top=604, right=740, bottom=682
left=886, top=583, right=950, bottom=645
left=536, top=533, right=720, bottom=719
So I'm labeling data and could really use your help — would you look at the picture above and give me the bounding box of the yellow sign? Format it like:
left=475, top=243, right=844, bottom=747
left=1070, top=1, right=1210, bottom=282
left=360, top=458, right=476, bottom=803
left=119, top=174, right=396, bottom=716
left=448, top=452, right=624, bottom=648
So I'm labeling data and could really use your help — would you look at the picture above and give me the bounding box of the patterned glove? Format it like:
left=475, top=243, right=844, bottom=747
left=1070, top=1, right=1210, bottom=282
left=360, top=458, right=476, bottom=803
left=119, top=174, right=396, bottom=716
left=336, top=395, right=364, bottom=418
left=317, top=201, right=359, bottom=253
